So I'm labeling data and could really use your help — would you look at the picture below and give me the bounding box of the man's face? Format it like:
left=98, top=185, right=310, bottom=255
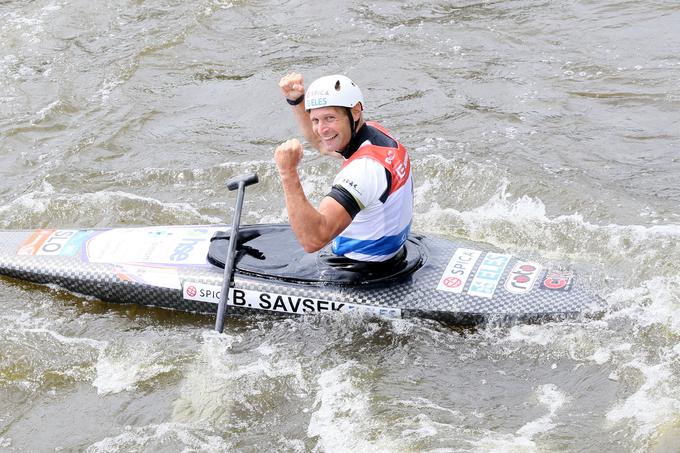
left=309, top=106, right=351, bottom=154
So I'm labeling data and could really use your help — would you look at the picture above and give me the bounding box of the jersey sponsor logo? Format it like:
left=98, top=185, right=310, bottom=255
left=182, top=282, right=401, bottom=318
left=467, top=252, right=511, bottom=299
left=383, top=148, right=408, bottom=181
left=395, top=161, right=407, bottom=179
left=540, top=271, right=574, bottom=291
left=504, top=262, right=542, bottom=294
left=437, top=248, right=482, bottom=294
left=385, top=149, right=408, bottom=179
left=340, top=177, right=361, bottom=195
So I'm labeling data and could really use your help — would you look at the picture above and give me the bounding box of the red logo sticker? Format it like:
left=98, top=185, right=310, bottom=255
left=541, top=271, right=574, bottom=291
left=504, top=262, right=541, bottom=294
left=186, top=285, right=197, bottom=297
left=443, top=277, right=462, bottom=288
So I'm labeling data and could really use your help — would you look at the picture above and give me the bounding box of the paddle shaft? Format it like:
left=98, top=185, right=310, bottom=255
left=215, top=174, right=258, bottom=333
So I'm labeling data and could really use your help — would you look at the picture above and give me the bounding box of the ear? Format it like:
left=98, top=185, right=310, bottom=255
left=351, top=103, right=363, bottom=121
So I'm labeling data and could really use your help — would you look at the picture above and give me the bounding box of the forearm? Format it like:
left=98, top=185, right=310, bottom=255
left=290, top=103, right=322, bottom=152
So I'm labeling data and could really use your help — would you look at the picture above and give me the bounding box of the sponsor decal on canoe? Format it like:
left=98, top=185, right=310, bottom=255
left=437, top=248, right=482, bottom=293
left=504, top=262, right=542, bottom=294
left=17, top=229, right=93, bottom=256
left=114, top=264, right=181, bottom=289
left=182, top=282, right=402, bottom=318
left=467, top=252, right=511, bottom=299
left=86, top=226, right=223, bottom=265
left=17, top=229, right=54, bottom=255
left=540, top=270, right=574, bottom=291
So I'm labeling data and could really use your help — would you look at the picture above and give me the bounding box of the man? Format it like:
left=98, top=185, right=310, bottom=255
left=275, top=73, right=413, bottom=263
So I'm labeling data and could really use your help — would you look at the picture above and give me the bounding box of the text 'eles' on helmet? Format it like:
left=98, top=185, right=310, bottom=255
left=304, top=75, right=364, bottom=111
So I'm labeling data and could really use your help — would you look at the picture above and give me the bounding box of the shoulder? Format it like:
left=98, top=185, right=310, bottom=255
left=363, top=123, right=398, bottom=149
left=334, top=158, right=388, bottom=204
left=339, top=156, right=386, bottom=180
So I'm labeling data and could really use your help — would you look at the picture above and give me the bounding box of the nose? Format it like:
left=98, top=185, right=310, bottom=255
left=318, top=119, right=330, bottom=133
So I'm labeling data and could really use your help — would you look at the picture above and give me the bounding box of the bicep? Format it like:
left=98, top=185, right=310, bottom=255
left=318, top=196, right=353, bottom=240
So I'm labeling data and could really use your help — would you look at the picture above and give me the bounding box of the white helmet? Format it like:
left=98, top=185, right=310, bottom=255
left=304, top=75, right=364, bottom=110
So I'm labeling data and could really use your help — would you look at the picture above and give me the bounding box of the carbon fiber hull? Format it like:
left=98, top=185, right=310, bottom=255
left=0, top=225, right=605, bottom=324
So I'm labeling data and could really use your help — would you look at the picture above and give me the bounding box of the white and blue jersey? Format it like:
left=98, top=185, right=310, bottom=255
left=327, top=121, right=413, bottom=262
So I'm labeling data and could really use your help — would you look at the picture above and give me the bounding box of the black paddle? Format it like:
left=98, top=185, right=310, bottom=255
left=215, top=173, right=259, bottom=333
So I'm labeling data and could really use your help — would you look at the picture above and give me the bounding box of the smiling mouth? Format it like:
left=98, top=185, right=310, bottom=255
left=322, top=134, right=338, bottom=142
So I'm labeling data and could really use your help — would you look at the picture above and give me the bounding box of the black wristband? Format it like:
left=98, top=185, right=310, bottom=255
left=286, top=95, right=304, bottom=106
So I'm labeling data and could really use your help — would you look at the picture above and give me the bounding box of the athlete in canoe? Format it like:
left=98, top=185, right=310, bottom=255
left=276, top=73, right=413, bottom=263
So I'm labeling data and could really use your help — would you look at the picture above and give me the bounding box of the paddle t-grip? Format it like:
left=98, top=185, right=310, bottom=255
left=227, top=173, right=259, bottom=191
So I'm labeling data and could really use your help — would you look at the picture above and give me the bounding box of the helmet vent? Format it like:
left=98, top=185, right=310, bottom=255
left=335, top=80, right=341, bottom=91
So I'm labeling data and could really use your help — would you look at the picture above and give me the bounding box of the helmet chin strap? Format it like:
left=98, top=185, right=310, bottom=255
left=347, top=107, right=356, bottom=137
left=337, top=107, right=358, bottom=156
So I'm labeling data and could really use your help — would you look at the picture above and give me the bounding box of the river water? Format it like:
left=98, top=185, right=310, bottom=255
left=1, top=0, right=679, bottom=451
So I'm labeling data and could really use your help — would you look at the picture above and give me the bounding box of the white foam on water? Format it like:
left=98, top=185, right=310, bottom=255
left=484, top=269, right=680, bottom=448
left=467, top=185, right=550, bottom=227
left=395, top=396, right=464, bottom=419
left=562, top=276, right=680, bottom=445
left=24, top=327, right=105, bottom=351
left=417, top=177, right=680, bottom=265
left=2, top=14, right=43, bottom=44
left=172, top=331, right=240, bottom=422
left=92, top=343, right=175, bottom=396
left=487, top=320, right=613, bottom=364
left=172, top=331, right=308, bottom=427
left=1, top=322, right=105, bottom=391
left=32, top=98, right=66, bottom=124
left=418, top=177, right=545, bottom=221
left=390, top=397, right=465, bottom=445
left=601, top=278, right=680, bottom=435
left=307, top=360, right=400, bottom=453
left=200, top=0, right=235, bottom=17
left=1, top=306, right=48, bottom=332
left=606, top=355, right=680, bottom=441
left=589, top=345, right=627, bottom=366
left=399, top=413, right=447, bottom=439
left=258, top=207, right=287, bottom=223
left=96, top=159, right=272, bottom=190
left=0, top=187, right=221, bottom=227
left=471, top=384, right=568, bottom=452
left=0, top=1, right=63, bottom=55
left=505, top=324, right=557, bottom=347
left=606, top=276, right=680, bottom=331
left=0, top=180, right=54, bottom=219
left=307, top=361, right=369, bottom=451
left=516, top=384, right=568, bottom=438
left=85, top=422, right=230, bottom=453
